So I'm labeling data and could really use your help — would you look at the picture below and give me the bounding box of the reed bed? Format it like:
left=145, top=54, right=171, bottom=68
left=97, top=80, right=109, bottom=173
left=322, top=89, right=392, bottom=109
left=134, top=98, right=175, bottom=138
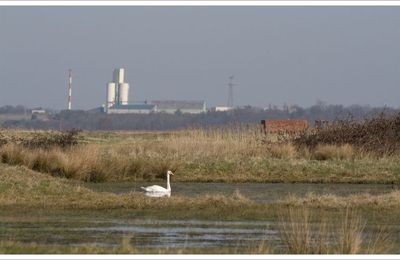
left=278, top=207, right=392, bottom=254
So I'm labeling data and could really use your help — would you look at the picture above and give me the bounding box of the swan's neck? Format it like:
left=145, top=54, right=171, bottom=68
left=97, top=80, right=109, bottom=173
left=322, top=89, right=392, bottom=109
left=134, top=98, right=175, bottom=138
left=166, top=174, right=171, bottom=191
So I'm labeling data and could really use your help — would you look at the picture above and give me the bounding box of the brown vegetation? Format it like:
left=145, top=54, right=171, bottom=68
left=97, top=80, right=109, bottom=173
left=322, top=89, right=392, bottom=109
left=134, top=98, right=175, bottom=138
left=1, top=126, right=400, bottom=183
left=0, top=129, right=80, bottom=149
left=280, top=190, right=400, bottom=208
left=278, top=207, right=392, bottom=254
left=294, top=113, right=400, bottom=155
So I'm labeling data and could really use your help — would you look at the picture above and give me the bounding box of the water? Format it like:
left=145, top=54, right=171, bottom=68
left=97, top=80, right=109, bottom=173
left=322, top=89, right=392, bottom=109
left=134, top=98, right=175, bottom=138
left=0, top=218, right=277, bottom=250
left=85, top=181, right=396, bottom=202
left=77, top=219, right=278, bottom=248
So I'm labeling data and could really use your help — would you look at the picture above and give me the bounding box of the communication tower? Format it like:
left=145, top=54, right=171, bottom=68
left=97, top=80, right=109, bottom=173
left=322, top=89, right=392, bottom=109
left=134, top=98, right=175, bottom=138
left=227, top=75, right=235, bottom=107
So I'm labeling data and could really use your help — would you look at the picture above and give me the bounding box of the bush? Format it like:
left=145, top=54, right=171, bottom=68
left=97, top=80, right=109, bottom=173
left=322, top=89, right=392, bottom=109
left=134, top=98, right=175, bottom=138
left=294, top=113, right=400, bottom=155
left=0, top=129, right=81, bottom=150
left=22, top=129, right=81, bottom=149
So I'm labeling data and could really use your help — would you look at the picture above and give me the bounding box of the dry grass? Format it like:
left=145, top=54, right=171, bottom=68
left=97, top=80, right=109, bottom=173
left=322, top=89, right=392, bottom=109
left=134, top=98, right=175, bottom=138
left=0, top=127, right=266, bottom=182
left=1, top=128, right=400, bottom=184
left=279, top=208, right=313, bottom=254
left=364, top=227, right=394, bottom=254
left=0, top=144, right=176, bottom=182
left=311, top=144, right=355, bottom=161
left=280, top=191, right=400, bottom=208
left=266, top=143, right=298, bottom=159
left=336, top=209, right=365, bottom=254
left=278, top=207, right=392, bottom=254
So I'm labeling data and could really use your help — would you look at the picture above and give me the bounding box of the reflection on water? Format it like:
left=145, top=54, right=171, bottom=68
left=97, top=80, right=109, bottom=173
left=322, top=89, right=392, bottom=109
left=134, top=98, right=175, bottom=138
left=0, top=218, right=277, bottom=249
left=144, top=192, right=171, bottom=198
left=77, top=219, right=277, bottom=248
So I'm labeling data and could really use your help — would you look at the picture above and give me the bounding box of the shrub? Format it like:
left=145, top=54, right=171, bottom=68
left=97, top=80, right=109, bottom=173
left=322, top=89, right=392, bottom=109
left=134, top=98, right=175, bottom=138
left=294, top=113, right=400, bottom=155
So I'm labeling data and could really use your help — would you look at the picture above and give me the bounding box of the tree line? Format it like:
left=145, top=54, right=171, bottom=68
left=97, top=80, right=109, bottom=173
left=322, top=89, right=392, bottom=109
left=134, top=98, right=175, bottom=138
left=1, top=103, right=398, bottom=131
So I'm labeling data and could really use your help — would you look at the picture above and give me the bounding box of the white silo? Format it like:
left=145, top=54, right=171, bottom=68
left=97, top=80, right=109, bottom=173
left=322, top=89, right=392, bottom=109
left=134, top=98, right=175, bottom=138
left=106, top=82, right=116, bottom=107
left=119, top=83, right=129, bottom=105
left=113, top=68, right=125, bottom=84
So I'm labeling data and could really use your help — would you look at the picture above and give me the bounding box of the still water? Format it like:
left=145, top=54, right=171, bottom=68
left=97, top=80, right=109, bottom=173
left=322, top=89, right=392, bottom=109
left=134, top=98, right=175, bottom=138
left=78, top=219, right=278, bottom=249
left=0, top=218, right=277, bottom=249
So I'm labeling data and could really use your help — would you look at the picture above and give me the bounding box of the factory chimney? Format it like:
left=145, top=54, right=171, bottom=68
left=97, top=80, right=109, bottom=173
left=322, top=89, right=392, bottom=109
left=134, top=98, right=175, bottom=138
left=67, top=69, right=72, bottom=110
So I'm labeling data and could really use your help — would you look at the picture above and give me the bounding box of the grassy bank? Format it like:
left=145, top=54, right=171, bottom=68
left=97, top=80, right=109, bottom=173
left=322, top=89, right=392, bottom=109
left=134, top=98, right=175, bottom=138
left=2, top=162, right=400, bottom=217
left=1, top=129, right=400, bottom=184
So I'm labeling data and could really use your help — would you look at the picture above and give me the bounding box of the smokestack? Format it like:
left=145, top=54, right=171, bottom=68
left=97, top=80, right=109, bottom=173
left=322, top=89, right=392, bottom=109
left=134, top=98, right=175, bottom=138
left=68, top=69, right=72, bottom=110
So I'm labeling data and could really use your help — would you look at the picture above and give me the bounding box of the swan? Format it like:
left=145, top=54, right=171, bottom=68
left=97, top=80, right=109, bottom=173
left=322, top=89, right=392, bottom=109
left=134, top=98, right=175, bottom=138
left=141, top=170, right=174, bottom=197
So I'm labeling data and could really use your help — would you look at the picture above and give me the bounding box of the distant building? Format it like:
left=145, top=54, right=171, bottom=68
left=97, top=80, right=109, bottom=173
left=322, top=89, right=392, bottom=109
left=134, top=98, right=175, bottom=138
left=211, top=106, right=234, bottom=112
left=151, top=100, right=206, bottom=114
left=106, top=103, right=156, bottom=114
left=31, top=107, right=46, bottom=114
left=87, top=106, right=105, bottom=114
left=31, top=107, right=48, bottom=121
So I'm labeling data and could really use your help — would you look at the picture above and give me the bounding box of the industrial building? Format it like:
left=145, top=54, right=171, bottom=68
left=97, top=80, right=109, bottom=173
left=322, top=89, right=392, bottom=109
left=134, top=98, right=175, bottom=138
left=210, top=106, right=234, bottom=112
left=107, top=104, right=156, bottom=114
left=105, top=68, right=156, bottom=114
left=151, top=100, right=206, bottom=114
left=104, top=68, right=206, bottom=114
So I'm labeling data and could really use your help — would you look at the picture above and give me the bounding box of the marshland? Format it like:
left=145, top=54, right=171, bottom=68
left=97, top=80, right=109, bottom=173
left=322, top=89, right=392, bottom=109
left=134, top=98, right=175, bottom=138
left=1, top=114, right=400, bottom=253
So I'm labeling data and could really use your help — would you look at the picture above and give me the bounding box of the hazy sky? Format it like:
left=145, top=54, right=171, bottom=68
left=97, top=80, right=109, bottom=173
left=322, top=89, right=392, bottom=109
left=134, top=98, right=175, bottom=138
left=1, top=6, right=400, bottom=110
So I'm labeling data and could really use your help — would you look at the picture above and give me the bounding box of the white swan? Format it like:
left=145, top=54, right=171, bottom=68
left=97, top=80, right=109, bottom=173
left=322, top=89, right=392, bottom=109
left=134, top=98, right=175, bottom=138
left=141, top=170, right=174, bottom=197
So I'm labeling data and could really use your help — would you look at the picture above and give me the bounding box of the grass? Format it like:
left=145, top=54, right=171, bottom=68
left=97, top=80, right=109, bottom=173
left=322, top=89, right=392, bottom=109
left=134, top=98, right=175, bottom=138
left=1, top=128, right=400, bottom=184
left=278, top=207, right=393, bottom=254
left=311, top=144, right=355, bottom=161
left=3, top=161, right=400, bottom=214
left=0, top=163, right=257, bottom=214
left=279, top=190, right=400, bottom=208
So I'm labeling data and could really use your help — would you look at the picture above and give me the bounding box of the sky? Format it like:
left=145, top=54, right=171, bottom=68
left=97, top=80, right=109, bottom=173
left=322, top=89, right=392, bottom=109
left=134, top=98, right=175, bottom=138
left=1, top=6, right=400, bottom=110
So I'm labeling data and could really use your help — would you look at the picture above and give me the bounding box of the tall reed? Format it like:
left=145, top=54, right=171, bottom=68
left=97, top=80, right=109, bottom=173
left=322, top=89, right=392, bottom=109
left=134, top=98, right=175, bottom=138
left=278, top=207, right=391, bottom=254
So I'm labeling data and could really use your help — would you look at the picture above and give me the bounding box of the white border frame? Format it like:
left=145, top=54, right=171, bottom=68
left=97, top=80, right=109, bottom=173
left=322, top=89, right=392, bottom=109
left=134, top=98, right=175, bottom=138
left=1, top=1, right=400, bottom=6
left=1, top=2, right=400, bottom=259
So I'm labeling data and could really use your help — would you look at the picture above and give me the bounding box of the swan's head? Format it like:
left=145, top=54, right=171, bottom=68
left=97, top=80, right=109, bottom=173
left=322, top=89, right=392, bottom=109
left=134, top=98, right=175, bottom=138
left=167, top=170, right=174, bottom=176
